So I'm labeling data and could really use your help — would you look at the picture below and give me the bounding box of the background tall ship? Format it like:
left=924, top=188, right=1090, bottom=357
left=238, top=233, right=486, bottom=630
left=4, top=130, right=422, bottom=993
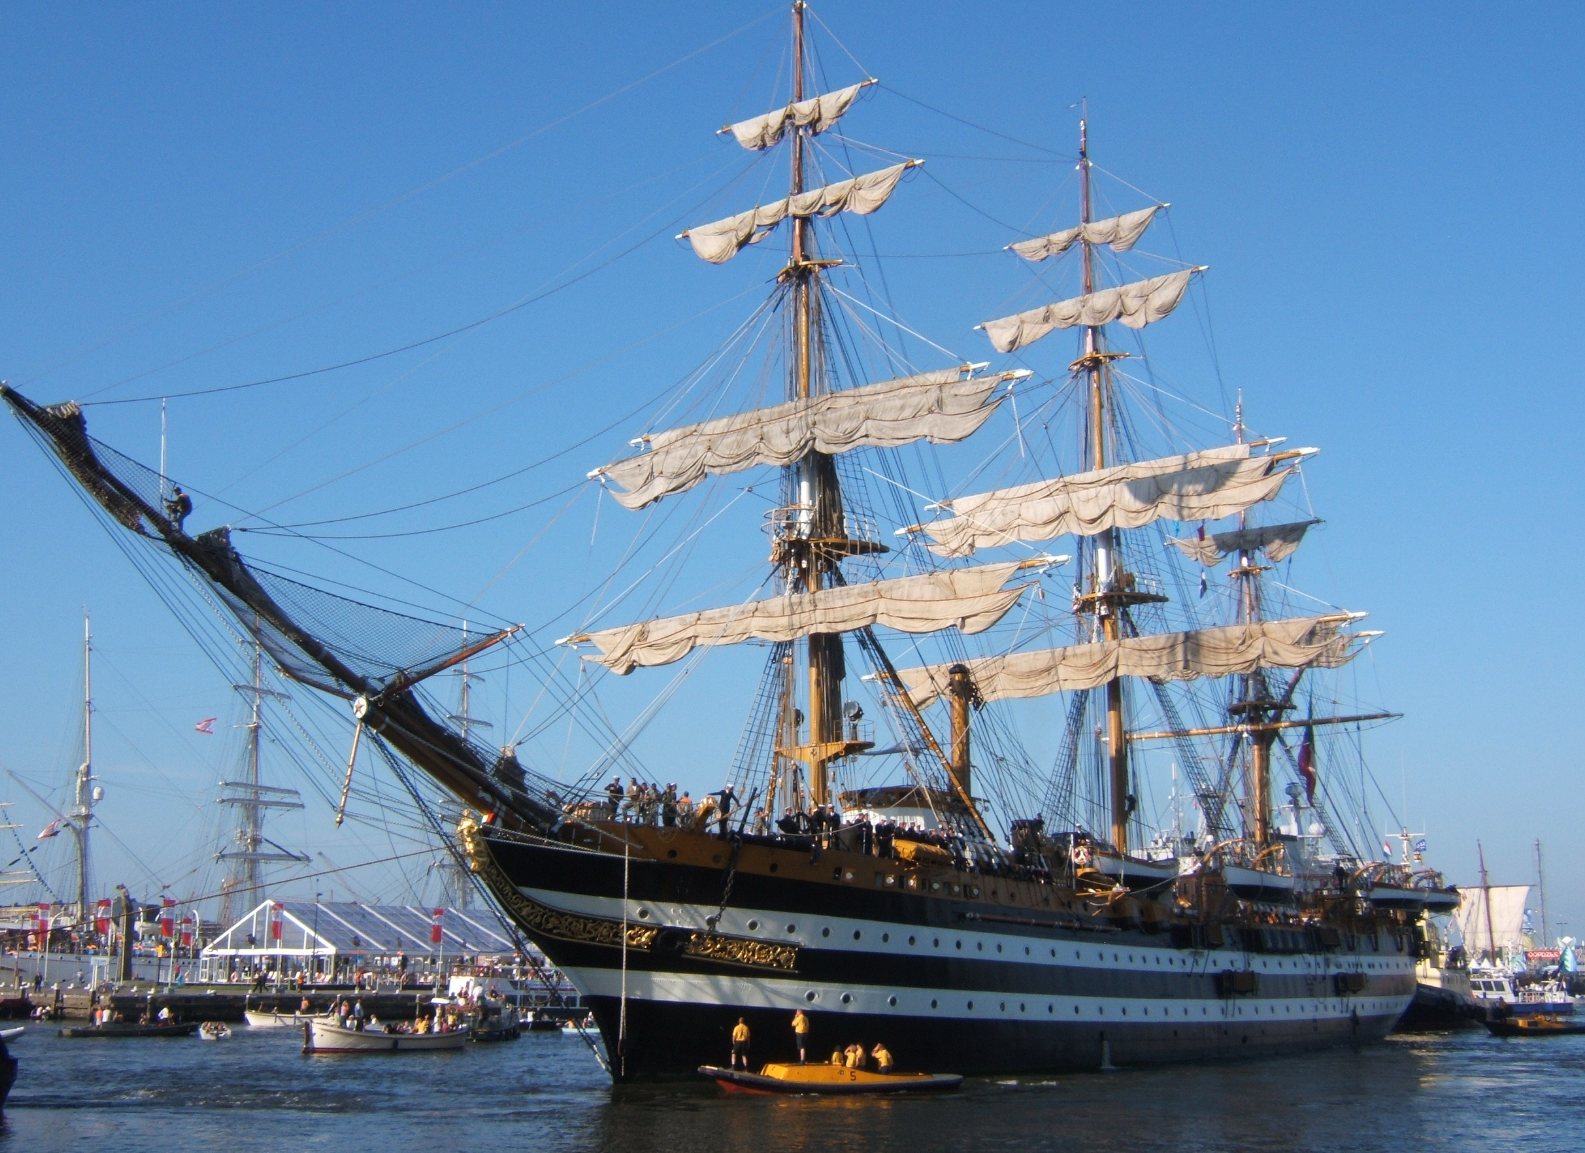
left=4, top=3, right=1457, bottom=1080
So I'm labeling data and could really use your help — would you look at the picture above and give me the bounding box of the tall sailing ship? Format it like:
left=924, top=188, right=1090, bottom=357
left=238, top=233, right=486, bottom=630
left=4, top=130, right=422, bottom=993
left=4, top=3, right=1457, bottom=1079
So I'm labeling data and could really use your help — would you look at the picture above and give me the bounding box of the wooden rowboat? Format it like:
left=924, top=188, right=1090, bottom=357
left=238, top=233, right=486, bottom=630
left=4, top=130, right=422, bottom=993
left=700, top=1062, right=963, bottom=1095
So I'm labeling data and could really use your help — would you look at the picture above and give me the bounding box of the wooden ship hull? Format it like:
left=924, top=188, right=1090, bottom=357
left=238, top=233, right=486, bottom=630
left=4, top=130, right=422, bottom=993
left=470, top=824, right=1417, bottom=1081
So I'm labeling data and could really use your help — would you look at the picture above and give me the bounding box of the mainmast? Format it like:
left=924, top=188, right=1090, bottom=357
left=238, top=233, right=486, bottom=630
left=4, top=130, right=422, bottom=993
left=776, top=0, right=866, bottom=811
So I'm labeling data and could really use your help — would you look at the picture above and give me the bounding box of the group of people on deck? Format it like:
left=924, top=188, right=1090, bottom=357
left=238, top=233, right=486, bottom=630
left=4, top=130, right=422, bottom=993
left=728, top=1010, right=893, bottom=1074
left=603, top=777, right=753, bottom=836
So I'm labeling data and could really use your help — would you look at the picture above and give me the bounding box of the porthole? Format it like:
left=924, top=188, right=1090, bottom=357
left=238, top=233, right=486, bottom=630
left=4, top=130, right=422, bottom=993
left=967, top=1001, right=975, bottom=1010
left=882, top=933, right=890, bottom=943
left=787, top=924, right=797, bottom=934
left=747, top=920, right=759, bottom=931
left=999, top=1002, right=1006, bottom=1012
left=841, top=993, right=852, bottom=1005
left=931, top=999, right=939, bottom=1009
left=996, top=944, right=1003, bottom=954
left=1024, top=946, right=1030, bottom=956
left=956, top=941, right=963, bottom=951
left=887, top=995, right=897, bottom=1007
left=1019, top=1003, right=1025, bottom=1012
left=636, top=908, right=650, bottom=920
left=853, top=930, right=862, bottom=941
left=768, top=862, right=778, bottom=873
left=666, top=849, right=677, bottom=859
left=934, top=938, right=940, bottom=948
left=977, top=942, right=984, bottom=953
left=806, top=991, right=817, bottom=1002
left=908, top=936, right=916, bottom=946
left=822, top=927, right=831, bottom=938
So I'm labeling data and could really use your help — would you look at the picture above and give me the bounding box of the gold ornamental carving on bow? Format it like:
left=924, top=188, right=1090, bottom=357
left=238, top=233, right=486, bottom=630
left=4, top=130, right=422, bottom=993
left=456, top=817, right=798, bottom=970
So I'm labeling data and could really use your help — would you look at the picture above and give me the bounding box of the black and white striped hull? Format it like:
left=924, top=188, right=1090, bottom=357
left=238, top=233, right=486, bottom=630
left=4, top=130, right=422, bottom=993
left=482, top=835, right=1416, bottom=1082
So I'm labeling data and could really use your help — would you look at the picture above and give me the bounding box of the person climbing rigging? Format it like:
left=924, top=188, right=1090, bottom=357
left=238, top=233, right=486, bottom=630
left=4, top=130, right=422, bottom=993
left=164, top=486, right=192, bottom=531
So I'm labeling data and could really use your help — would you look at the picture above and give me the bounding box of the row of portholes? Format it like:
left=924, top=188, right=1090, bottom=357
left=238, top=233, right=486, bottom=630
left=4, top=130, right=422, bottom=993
left=802, top=990, right=1390, bottom=1022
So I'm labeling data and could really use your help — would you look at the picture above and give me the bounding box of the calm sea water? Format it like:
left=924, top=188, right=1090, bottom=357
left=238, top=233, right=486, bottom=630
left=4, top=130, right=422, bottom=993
left=0, top=1024, right=1576, bottom=1151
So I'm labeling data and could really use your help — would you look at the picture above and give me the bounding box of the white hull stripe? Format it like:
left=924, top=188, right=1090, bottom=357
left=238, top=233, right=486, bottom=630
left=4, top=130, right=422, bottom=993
left=564, top=966, right=1413, bottom=1026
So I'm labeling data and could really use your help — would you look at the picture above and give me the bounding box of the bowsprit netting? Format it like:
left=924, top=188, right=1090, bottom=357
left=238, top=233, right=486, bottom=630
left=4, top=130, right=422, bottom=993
left=2, top=385, right=566, bottom=833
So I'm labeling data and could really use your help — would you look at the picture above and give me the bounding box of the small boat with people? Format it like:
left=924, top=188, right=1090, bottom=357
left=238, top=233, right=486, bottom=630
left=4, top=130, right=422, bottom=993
left=199, top=1022, right=232, bottom=1041
left=59, top=1021, right=198, bottom=1038
left=244, top=1008, right=317, bottom=1028
left=302, top=1017, right=469, bottom=1054
left=701, top=1062, right=962, bottom=1095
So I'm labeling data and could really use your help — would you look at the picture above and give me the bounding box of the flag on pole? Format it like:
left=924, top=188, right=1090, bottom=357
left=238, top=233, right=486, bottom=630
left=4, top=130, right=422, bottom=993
left=1296, top=724, right=1317, bottom=803
left=194, top=717, right=217, bottom=735
left=431, top=908, right=444, bottom=945
left=36, top=819, right=62, bottom=840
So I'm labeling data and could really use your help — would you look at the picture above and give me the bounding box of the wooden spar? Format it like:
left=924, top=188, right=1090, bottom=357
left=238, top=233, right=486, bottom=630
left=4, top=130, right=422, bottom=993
left=947, top=664, right=972, bottom=800
left=374, top=625, right=522, bottom=702
left=1126, top=711, right=1398, bottom=742
left=335, top=721, right=364, bottom=828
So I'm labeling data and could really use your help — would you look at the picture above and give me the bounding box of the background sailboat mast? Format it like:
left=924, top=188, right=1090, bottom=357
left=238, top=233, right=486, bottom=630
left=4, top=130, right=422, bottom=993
left=1076, top=114, right=1131, bottom=854
left=71, top=610, right=96, bottom=918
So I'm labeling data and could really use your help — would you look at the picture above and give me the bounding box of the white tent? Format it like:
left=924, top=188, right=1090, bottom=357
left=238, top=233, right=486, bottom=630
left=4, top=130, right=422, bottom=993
left=198, top=899, right=520, bottom=981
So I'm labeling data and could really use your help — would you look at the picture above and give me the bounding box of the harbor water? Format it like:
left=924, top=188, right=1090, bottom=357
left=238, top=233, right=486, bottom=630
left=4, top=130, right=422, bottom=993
left=2, top=1025, right=1579, bottom=1151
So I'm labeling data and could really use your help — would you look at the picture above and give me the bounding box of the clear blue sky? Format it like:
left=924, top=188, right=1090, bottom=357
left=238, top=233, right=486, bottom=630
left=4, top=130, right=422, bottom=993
left=1, top=3, right=1580, bottom=934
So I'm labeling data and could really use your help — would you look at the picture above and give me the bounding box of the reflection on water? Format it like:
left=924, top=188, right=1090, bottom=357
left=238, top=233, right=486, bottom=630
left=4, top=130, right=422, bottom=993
left=2, top=1026, right=1583, bottom=1152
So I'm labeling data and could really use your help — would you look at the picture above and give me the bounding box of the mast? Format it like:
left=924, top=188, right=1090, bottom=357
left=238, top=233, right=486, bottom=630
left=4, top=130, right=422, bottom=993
left=777, top=0, right=857, bottom=812
left=1535, top=838, right=1549, bottom=950
left=1074, top=113, right=1132, bottom=853
left=69, top=610, right=96, bottom=920
left=1477, top=840, right=1497, bottom=963
left=217, top=630, right=307, bottom=912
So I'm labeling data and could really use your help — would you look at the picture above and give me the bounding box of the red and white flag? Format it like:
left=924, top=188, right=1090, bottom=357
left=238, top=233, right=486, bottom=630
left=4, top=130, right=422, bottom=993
left=194, top=717, right=217, bottom=735
left=1296, top=725, right=1317, bottom=803
left=36, top=819, right=62, bottom=840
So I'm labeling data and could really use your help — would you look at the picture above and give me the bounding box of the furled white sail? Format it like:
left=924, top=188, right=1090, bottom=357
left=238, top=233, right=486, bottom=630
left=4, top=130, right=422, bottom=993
left=980, top=269, right=1200, bottom=353
left=725, top=82, right=871, bottom=150
left=1453, top=885, right=1531, bottom=955
left=895, top=617, right=1360, bottom=707
left=683, top=162, right=917, bottom=264
left=595, top=366, right=1023, bottom=511
left=1167, top=520, right=1318, bottom=567
left=581, top=561, right=1033, bottom=675
left=1008, top=206, right=1164, bottom=262
left=916, top=445, right=1294, bottom=558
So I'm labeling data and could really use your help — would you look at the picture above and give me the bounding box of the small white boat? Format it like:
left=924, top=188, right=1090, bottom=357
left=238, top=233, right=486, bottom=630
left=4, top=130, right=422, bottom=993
left=199, top=1022, right=232, bottom=1041
left=0, top=1026, right=24, bottom=1042
left=303, top=1018, right=468, bottom=1053
left=244, top=1009, right=314, bottom=1029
